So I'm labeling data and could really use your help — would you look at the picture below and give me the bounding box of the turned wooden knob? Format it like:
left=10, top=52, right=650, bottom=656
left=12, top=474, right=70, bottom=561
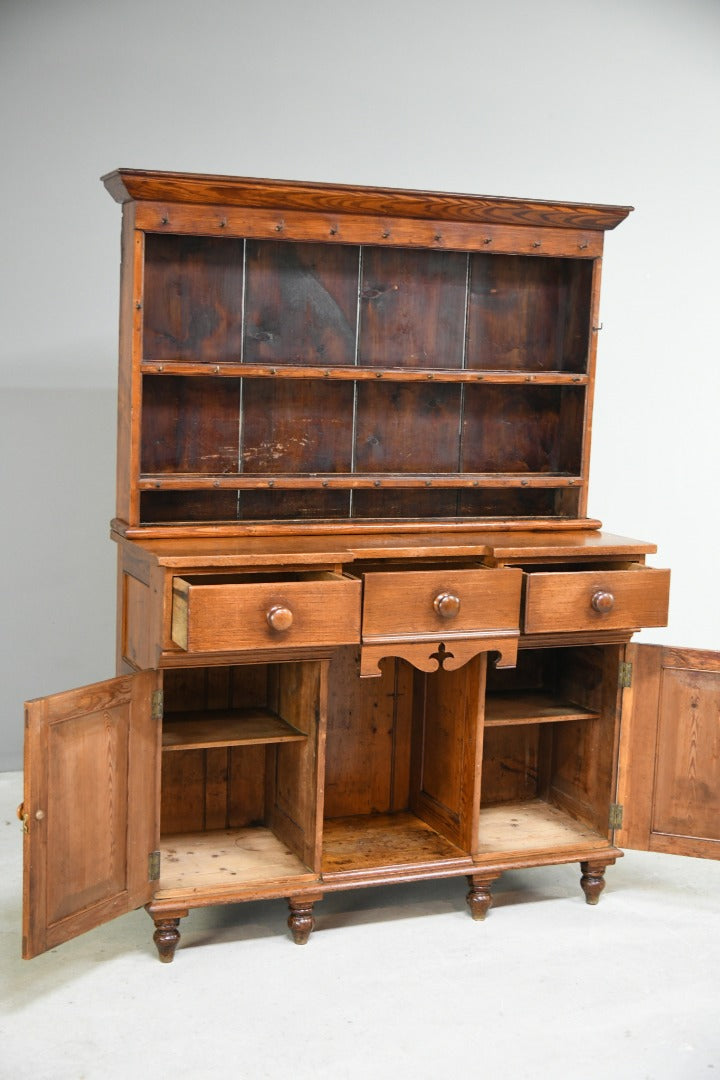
left=591, top=590, right=615, bottom=614
left=433, top=592, right=461, bottom=619
left=267, top=605, right=293, bottom=632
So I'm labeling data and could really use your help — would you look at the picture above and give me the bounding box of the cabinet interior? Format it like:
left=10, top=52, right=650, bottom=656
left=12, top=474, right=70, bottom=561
left=156, top=643, right=621, bottom=891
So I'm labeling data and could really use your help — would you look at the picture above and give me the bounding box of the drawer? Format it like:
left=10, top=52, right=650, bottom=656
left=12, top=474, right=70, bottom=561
left=360, top=565, right=523, bottom=642
left=171, top=571, right=361, bottom=653
left=522, top=564, right=670, bottom=634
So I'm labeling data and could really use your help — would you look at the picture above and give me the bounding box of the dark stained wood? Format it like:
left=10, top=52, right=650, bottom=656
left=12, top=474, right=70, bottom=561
left=466, top=255, right=593, bottom=372
left=152, top=916, right=182, bottom=962
left=355, top=383, right=462, bottom=473
left=103, top=168, right=633, bottom=231
left=466, top=871, right=501, bottom=920
left=242, top=379, right=353, bottom=473
left=244, top=240, right=358, bottom=366
left=358, top=247, right=467, bottom=368
left=580, top=859, right=610, bottom=905
left=140, top=375, right=241, bottom=474
left=143, top=235, right=244, bottom=363
left=461, top=385, right=585, bottom=474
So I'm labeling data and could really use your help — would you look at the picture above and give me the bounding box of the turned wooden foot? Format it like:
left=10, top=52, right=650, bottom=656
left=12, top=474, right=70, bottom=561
left=580, top=860, right=610, bottom=905
left=466, top=873, right=500, bottom=921
left=153, top=917, right=182, bottom=963
left=287, top=895, right=322, bottom=944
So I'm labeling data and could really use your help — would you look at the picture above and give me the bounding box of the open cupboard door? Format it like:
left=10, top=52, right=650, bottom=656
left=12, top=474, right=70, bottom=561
left=615, top=644, right=720, bottom=860
left=21, top=670, right=161, bottom=958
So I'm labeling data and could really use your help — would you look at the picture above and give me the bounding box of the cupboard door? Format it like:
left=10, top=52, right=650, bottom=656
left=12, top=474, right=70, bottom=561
left=616, top=645, right=720, bottom=860
left=22, top=670, right=161, bottom=958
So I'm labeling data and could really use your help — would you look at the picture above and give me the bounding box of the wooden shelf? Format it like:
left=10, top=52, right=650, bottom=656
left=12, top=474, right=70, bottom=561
left=476, top=799, right=609, bottom=856
left=322, top=812, right=467, bottom=874
left=141, top=361, right=589, bottom=386
left=162, top=708, right=306, bottom=751
left=484, top=691, right=599, bottom=727
left=155, top=827, right=313, bottom=895
left=140, top=473, right=584, bottom=492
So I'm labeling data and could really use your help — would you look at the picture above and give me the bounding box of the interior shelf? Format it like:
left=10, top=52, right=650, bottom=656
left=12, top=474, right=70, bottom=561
left=484, top=691, right=600, bottom=727
left=155, top=827, right=313, bottom=895
left=140, top=361, right=589, bottom=386
left=476, top=800, right=609, bottom=856
left=162, top=708, right=306, bottom=751
left=322, top=812, right=468, bottom=875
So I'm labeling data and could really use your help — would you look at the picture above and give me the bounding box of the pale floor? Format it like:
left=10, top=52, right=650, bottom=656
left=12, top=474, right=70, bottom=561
left=1, top=771, right=719, bottom=1080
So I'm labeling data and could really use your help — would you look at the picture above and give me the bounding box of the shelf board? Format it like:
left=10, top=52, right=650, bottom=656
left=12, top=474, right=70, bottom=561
left=141, top=360, right=589, bottom=385
left=476, top=799, right=609, bottom=856
left=484, top=691, right=599, bottom=727
left=322, top=811, right=467, bottom=875
left=162, top=708, right=306, bottom=751
left=140, top=472, right=584, bottom=492
left=155, top=827, right=313, bottom=895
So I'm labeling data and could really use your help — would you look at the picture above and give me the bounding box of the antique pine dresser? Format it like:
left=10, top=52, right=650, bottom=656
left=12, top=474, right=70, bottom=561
left=20, top=171, right=720, bottom=962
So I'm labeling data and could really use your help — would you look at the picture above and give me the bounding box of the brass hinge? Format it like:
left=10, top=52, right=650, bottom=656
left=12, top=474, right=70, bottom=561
left=148, top=850, right=161, bottom=882
left=618, top=661, right=633, bottom=689
left=151, top=689, right=164, bottom=721
left=609, top=803, right=624, bottom=829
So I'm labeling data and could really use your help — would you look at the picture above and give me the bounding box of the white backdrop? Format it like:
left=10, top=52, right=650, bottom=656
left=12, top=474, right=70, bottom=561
left=1, top=0, right=719, bottom=768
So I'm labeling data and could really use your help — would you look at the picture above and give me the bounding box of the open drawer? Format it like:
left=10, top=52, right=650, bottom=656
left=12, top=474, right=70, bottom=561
left=522, top=563, right=670, bottom=634
left=171, top=571, right=361, bottom=654
left=358, top=563, right=523, bottom=643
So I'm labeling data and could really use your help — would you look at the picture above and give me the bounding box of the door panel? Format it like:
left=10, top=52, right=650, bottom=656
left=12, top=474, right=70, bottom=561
left=22, top=670, right=160, bottom=958
left=616, top=645, right=720, bottom=859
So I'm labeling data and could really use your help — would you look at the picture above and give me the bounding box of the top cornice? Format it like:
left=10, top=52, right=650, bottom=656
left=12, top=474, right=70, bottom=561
left=102, top=169, right=632, bottom=232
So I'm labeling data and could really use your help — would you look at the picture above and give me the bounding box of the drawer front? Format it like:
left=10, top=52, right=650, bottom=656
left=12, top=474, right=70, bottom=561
left=172, top=573, right=361, bottom=653
left=523, top=566, right=670, bottom=634
left=361, top=567, right=522, bottom=641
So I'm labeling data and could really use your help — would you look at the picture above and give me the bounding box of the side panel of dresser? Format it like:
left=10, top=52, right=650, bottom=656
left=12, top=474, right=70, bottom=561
left=616, top=644, right=720, bottom=860
left=21, top=670, right=161, bottom=958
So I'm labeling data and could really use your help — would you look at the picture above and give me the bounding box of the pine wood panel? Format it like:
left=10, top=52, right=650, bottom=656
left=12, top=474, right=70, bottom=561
left=358, top=247, right=467, bottom=368
left=461, top=385, right=584, bottom=474
left=156, top=827, right=312, bottom=895
left=241, top=379, right=353, bottom=473
left=322, top=812, right=467, bottom=875
left=142, top=234, right=244, bottom=362
left=652, top=664, right=720, bottom=841
left=162, top=709, right=305, bottom=749
left=618, top=646, right=720, bottom=858
left=354, top=382, right=462, bottom=474
left=466, top=254, right=593, bottom=372
left=141, top=375, right=241, bottom=474
left=475, top=799, right=609, bottom=857
left=244, top=240, right=358, bottom=365
left=22, top=671, right=160, bottom=959
left=410, top=656, right=485, bottom=852
left=484, top=690, right=599, bottom=726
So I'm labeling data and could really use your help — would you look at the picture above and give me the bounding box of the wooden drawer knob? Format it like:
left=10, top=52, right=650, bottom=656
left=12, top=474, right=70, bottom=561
left=591, top=590, right=615, bottom=614
left=267, top=605, right=293, bottom=632
left=433, top=592, right=461, bottom=619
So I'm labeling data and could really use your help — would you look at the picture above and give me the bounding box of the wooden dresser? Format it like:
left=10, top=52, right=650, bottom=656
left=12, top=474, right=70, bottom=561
left=20, top=171, right=720, bottom=962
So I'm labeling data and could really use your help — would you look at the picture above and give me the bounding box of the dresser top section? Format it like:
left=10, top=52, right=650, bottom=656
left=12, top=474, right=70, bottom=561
left=102, top=169, right=632, bottom=232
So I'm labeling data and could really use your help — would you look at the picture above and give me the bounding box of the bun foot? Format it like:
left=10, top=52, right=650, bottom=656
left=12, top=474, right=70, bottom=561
left=153, top=917, right=181, bottom=963
left=466, top=873, right=501, bottom=921
left=580, top=860, right=610, bottom=905
left=287, top=894, right=323, bottom=944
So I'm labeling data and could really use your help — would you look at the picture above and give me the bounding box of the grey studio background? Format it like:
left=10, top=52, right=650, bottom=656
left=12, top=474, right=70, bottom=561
left=1, top=5, right=720, bottom=1080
